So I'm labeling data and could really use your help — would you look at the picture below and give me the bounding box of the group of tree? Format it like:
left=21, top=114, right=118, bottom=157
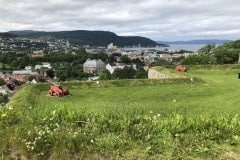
left=181, top=41, right=240, bottom=65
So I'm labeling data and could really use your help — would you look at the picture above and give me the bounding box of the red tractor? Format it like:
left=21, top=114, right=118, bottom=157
left=47, top=80, right=69, bottom=97
left=176, top=65, right=187, bottom=72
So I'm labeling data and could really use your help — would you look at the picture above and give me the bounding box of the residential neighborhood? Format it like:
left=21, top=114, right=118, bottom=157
left=0, top=33, right=197, bottom=99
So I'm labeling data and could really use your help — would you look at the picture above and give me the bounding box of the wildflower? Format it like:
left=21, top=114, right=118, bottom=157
left=157, top=114, right=160, bottom=117
left=149, top=111, right=153, bottom=114
left=38, top=152, right=44, bottom=156
left=173, top=99, right=177, bottom=102
left=1, top=113, right=7, bottom=118
left=90, top=139, right=94, bottom=143
left=52, top=110, right=57, bottom=115
left=7, top=105, right=13, bottom=110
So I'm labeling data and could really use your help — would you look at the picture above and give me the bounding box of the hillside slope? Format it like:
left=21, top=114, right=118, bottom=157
left=8, top=30, right=158, bottom=47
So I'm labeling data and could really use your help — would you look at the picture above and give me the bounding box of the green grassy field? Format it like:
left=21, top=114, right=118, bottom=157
left=2, top=65, right=240, bottom=159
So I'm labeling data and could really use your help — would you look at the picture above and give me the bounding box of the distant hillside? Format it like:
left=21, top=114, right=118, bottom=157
left=158, top=39, right=229, bottom=45
left=8, top=30, right=158, bottom=47
left=0, top=32, right=17, bottom=38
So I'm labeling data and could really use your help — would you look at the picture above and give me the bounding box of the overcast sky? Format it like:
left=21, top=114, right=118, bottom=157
left=1, top=0, right=240, bottom=41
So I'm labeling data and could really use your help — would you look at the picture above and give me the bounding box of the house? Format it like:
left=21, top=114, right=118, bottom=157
left=34, top=65, right=42, bottom=70
left=32, top=50, right=45, bottom=58
left=83, top=59, right=105, bottom=74
left=34, top=62, right=52, bottom=70
left=105, top=63, right=126, bottom=74
left=41, top=62, right=52, bottom=69
left=11, top=70, right=37, bottom=82
left=24, top=66, right=32, bottom=70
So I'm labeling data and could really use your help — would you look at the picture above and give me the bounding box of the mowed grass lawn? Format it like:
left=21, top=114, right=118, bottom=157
left=3, top=66, right=240, bottom=159
left=30, top=68, right=240, bottom=118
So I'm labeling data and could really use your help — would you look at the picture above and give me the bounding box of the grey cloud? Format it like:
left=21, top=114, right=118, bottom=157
left=1, top=0, right=240, bottom=40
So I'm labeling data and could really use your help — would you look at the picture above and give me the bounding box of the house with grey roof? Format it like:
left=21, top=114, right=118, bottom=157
left=83, top=59, right=105, bottom=74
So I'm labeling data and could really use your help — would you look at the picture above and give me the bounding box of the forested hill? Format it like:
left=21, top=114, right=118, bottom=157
left=0, top=32, right=17, bottom=38
left=8, top=30, right=158, bottom=47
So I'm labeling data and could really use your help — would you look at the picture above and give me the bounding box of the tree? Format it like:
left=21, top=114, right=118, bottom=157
left=198, top=44, right=216, bottom=55
left=0, top=94, right=8, bottom=104
left=181, top=54, right=217, bottom=65
left=100, top=69, right=111, bottom=80
left=213, top=47, right=239, bottom=64
left=151, top=58, right=172, bottom=66
left=113, top=67, right=136, bottom=79
left=0, top=79, right=5, bottom=86
left=135, top=68, right=148, bottom=79
left=211, top=40, right=240, bottom=64
left=46, top=69, right=55, bottom=79
left=120, top=56, right=131, bottom=64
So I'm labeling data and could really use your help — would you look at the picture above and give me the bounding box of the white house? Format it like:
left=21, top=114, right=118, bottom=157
left=41, top=62, right=52, bottom=69
left=105, top=63, right=126, bottom=74
left=24, top=66, right=32, bottom=70
left=34, top=62, right=52, bottom=70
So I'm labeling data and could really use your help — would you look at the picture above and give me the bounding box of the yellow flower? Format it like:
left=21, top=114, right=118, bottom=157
left=1, top=113, right=7, bottom=118
left=173, top=99, right=177, bottom=102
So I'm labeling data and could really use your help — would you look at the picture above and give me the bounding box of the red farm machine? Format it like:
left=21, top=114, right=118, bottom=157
left=47, top=80, right=69, bottom=97
left=176, top=65, right=187, bottom=72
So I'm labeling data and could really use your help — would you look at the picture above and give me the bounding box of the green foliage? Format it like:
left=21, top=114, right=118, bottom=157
left=181, top=54, right=217, bottom=65
left=46, top=69, right=55, bottom=79
left=182, top=41, right=240, bottom=65
left=0, top=78, right=5, bottom=86
left=213, top=46, right=239, bottom=64
left=0, top=94, right=8, bottom=104
left=211, top=40, right=240, bottom=64
left=99, top=69, right=112, bottom=80
left=120, top=55, right=131, bottom=64
left=198, top=44, right=216, bottom=54
left=151, top=58, right=173, bottom=66
left=135, top=68, right=148, bottom=79
left=112, top=67, right=136, bottom=79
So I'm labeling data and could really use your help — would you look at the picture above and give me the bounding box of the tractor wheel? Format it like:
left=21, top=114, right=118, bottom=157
left=48, top=90, right=53, bottom=96
left=55, top=92, right=60, bottom=97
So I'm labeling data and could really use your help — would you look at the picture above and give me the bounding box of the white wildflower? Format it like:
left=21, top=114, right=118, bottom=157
left=7, top=105, right=13, bottom=110
left=52, top=110, right=57, bottom=115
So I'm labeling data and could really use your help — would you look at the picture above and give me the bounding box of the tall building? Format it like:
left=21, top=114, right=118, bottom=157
left=65, top=38, right=71, bottom=53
